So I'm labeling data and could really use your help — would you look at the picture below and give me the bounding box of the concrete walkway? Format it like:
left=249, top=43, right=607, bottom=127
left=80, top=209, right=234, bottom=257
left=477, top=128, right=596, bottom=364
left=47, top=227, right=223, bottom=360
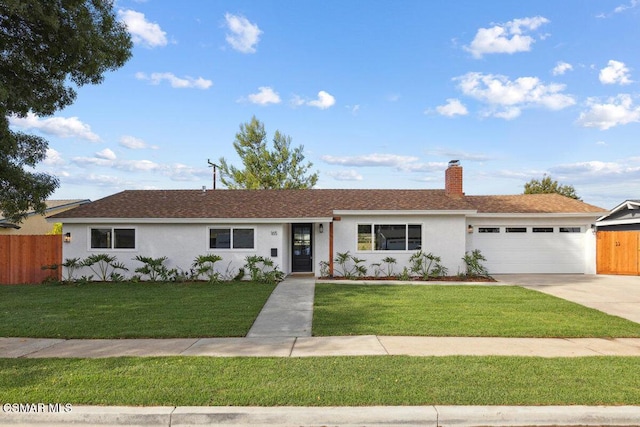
left=247, top=275, right=315, bottom=338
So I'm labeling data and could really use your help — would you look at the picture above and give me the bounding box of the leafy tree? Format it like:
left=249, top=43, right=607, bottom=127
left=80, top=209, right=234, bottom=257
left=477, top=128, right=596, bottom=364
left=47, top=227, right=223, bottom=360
left=218, top=116, right=319, bottom=189
left=0, top=0, right=132, bottom=223
left=524, top=175, right=580, bottom=200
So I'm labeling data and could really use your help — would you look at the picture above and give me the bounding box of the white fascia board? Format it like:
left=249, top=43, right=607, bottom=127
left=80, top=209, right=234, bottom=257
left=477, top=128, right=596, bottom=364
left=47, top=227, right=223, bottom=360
left=332, top=210, right=476, bottom=216
left=56, top=217, right=333, bottom=224
left=598, top=200, right=640, bottom=221
left=596, top=218, right=640, bottom=227
left=468, top=212, right=603, bottom=219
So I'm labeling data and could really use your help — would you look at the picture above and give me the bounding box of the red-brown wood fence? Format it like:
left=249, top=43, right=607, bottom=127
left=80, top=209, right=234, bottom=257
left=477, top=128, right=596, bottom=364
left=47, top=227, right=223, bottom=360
left=0, top=235, right=62, bottom=284
left=596, top=231, right=640, bottom=275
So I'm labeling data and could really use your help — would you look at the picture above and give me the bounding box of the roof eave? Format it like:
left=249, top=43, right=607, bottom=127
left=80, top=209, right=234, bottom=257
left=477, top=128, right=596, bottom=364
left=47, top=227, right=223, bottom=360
left=52, top=217, right=334, bottom=224
left=333, top=209, right=477, bottom=216
left=469, top=212, right=605, bottom=218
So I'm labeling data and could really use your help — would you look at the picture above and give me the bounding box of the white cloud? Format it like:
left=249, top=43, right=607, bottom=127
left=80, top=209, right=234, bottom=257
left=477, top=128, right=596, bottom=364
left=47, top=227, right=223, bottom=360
left=224, top=13, right=262, bottom=53
left=9, top=112, right=100, bottom=142
left=577, top=94, right=640, bottom=130
left=426, top=149, right=493, bottom=162
left=465, top=16, right=549, bottom=58
left=135, top=72, right=212, bottom=89
left=614, top=0, right=640, bottom=13
left=455, top=72, right=575, bottom=119
left=43, top=148, right=65, bottom=166
left=321, top=153, right=445, bottom=173
left=307, top=91, right=336, bottom=109
left=599, top=60, right=633, bottom=85
left=95, top=148, right=117, bottom=161
left=327, top=170, right=363, bottom=181
left=118, top=9, right=167, bottom=48
left=248, top=86, right=281, bottom=105
left=119, top=135, right=158, bottom=150
left=321, top=153, right=419, bottom=167
left=552, top=61, right=573, bottom=75
left=435, top=98, right=468, bottom=117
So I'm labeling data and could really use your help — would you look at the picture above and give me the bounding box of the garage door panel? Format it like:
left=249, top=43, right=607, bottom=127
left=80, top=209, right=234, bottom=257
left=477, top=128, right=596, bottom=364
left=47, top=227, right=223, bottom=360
left=473, top=228, right=584, bottom=274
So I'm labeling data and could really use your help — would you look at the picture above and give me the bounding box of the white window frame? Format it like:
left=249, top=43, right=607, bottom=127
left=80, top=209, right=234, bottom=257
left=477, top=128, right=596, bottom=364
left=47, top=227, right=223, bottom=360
left=207, top=226, right=256, bottom=251
left=88, top=227, right=137, bottom=251
left=356, top=223, right=422, bottom=252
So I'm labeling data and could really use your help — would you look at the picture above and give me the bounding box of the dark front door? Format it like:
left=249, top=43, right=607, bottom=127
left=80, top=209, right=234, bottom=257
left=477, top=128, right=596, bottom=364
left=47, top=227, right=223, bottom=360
left=292, top=223, right=313, bottom=272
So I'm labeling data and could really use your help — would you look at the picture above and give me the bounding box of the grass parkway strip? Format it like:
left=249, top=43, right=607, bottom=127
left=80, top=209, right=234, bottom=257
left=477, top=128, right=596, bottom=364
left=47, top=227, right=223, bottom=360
left=1, top=356, right=640, bottom=406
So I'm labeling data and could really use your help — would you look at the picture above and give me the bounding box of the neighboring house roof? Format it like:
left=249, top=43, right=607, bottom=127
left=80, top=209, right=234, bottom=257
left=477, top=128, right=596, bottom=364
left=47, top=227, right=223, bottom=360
left=0, top=199, right=91, bottom=229
left=596, top=199, right=640, bottom=227
left=50, top=190, right=606, bottom=222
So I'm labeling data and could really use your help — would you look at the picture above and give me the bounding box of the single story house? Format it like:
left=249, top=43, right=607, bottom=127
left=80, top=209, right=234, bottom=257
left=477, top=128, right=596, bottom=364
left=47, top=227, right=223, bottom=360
left=50, top=162, right=606, bottom=278
left=1, top=199, right=90, bottom=235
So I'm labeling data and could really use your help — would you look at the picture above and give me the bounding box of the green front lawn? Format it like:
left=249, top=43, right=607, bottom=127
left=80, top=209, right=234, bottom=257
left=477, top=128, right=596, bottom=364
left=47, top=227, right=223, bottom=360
left=1, top=356, right=639, bottom=406
left=0, top=282, right=276, bottom=338
left=313, top=284, right=640, bottom=337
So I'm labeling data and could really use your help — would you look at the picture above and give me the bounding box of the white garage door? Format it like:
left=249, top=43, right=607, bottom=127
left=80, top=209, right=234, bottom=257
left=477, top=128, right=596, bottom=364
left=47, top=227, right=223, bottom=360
left=472, top=226, right=585, bottom=274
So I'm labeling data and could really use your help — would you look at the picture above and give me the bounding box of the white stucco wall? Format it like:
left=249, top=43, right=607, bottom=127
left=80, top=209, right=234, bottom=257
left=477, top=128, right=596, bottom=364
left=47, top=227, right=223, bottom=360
left=61, top=222, right=289, bottom=280
left=331, top=214, right=468, bottom=276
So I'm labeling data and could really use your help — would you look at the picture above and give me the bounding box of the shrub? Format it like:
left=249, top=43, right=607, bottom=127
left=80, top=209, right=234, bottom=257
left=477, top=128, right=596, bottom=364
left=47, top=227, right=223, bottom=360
left=192, top=254, right=224, bottom=283
left=244, top=255, right=285, bottom=284
left=133, top=256, right=173, bottom=282
left=334, top=251, right=367, bottom=279
left=82, top=254, right=128, bottom=281
left=462, top=249, right=489, bottom=277
left=409, top=250, right=448, bottom=280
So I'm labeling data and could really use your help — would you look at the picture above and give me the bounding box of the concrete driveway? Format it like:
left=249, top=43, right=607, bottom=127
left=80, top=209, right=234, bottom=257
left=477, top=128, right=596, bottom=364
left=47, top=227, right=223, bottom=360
left=493, top=274, right=640, bottom=324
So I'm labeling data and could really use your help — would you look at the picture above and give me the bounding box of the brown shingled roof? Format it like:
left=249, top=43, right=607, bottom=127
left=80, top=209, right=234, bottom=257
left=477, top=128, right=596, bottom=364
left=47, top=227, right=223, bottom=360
left=465, top=194, right=607, bottom=214
left=51, top=189, right=606, bottom=220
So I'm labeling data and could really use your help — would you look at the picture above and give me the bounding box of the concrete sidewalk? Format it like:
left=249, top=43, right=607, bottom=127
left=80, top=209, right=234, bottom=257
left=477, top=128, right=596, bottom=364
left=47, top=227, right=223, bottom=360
left=2, top=405, right=640, bottom=427
left=3, top=335, right=640, bottom=358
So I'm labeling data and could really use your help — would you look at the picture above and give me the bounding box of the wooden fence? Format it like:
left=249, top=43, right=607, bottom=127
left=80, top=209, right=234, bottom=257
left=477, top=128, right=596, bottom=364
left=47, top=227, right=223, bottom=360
left=596, top=231, right=640, bottom=275
left=0, top=235, right=62, bottom=284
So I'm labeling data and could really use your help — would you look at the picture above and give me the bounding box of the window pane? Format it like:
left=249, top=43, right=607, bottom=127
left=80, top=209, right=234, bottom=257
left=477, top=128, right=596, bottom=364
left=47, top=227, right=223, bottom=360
left=559, top=227, right=581, bottom=233
left=506, top=227, right=527, bottom=233
left=91, top=228, right=111, bottom=249
left=479, top=227, right=500, bottom=233
left=408, top=225, right=422, bottom=250
left=114, top=228, right=135, bottom=249
left=357, top=224, right=372, bottom=250
left=233, top=228, right=254, bottom=249
left=210, top=228, right=231, bottom=249
left=375, top=225, right=406, bottom=250
left=532, top=227, right=554, bottom=233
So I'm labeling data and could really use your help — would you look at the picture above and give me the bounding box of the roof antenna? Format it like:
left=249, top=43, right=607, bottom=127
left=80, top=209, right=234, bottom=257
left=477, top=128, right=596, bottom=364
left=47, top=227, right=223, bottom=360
left=207, top=159, right=219, bottom=190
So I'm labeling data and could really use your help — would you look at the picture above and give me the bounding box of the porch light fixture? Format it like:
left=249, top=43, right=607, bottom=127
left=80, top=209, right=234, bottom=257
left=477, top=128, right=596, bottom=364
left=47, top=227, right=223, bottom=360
left=64, top=232, right=71, bottom=243
left=319, top=224, right=324, bottom=233
left=467, top=225, right=473, bottom=234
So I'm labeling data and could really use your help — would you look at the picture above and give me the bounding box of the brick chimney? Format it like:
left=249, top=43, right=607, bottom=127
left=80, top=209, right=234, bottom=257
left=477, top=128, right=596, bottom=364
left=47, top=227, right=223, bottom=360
left=445, top=160, right=464, bottom=196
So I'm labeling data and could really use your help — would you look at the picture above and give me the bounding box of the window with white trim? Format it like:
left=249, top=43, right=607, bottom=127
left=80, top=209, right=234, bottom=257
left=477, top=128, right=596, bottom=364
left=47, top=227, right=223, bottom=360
left=90, top=228, right=136, bottom=249
left=209, top=227, right=255, bottom=249
left=357, top=224, right=421, bottom=251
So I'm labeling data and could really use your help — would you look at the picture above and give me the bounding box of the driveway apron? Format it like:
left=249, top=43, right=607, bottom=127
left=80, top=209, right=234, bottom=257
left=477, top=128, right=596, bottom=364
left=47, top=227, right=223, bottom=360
left=494, top=274, right=640, bottom=324
left=247, top=276, right=315, bottom=338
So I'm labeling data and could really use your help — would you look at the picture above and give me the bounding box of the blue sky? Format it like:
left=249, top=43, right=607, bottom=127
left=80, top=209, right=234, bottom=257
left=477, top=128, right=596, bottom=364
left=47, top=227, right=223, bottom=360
left=9, top=0, right=640, bottom=209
